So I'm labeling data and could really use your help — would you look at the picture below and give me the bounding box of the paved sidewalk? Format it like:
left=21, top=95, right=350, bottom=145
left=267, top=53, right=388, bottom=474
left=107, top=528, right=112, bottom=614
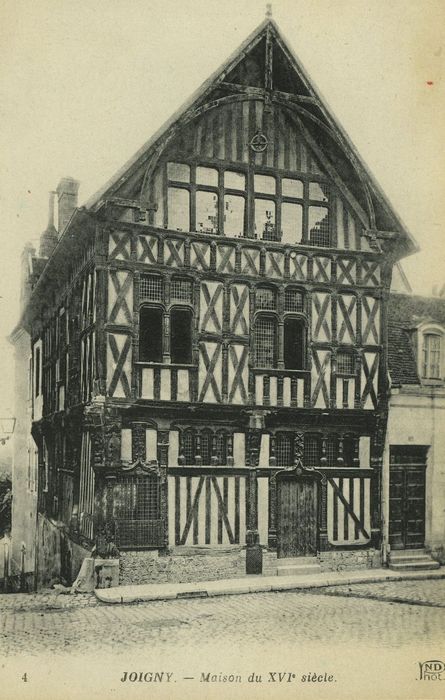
left=95, top=566, right=445, bottom=604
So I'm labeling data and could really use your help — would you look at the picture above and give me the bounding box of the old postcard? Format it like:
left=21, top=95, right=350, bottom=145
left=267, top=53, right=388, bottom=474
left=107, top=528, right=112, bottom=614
left=0, top=1, right=444, bottom=699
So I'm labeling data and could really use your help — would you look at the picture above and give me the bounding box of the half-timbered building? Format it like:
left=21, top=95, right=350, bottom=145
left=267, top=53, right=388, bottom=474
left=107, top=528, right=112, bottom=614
left=13, top=17, right=419, bottom=585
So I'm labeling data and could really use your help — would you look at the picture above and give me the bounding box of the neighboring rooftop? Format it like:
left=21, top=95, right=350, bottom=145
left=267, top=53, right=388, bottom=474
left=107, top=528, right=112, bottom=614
left=388, top=293, right=445, bottom=387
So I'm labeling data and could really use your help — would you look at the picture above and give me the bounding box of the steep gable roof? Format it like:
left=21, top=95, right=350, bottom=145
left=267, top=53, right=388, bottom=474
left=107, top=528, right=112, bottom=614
left=388, top=293, right=445, bottom=386
left=85, top=18, right=418, bottom=259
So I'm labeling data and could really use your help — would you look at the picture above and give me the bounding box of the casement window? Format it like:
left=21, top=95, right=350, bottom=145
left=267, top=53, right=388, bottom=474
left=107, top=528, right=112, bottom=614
left=34, top=346, right=41, bottom=397
left=256, top=286, right=276, bottom=311
left=199, top=429, right=213, bottom=465
left=139, top=275, right=193, bottom=365
left=283, top=318, right=305, bottom=370
left=302, top=433, right=356, bottom=467
left=28, top=357, right=32, bottom=400
left=254, top=286, right=306, bottom=369
left=224, top=170, right=246, bottom=236
left=170, top=308, right=193, bottom=364
left=164, top=161, right=332, bottom=246
left=284, top=288, right=304, bottom=313
left=275, top=432, right=295, bottom=467
left=254, top=315, right=277, bottom=368
left=139, top=307, right=163, bottom=362
left=336, top=351, right=355, bottom=376
left=196, top=167, right=218, bottom=234
left=181, top=429, right=195, bottom=465
left=140, top=274, right=163, bottom=302
left=422, top=333, right=441, bottom=379
left=170, top=278, right=193, bottom=304
left=303, top=434, right=320, bottom=467
left=281, top=178, right=304, bottom=245
left=179, top=429, right=230, bottom=465
left=113, top=474, right=163, bottom=548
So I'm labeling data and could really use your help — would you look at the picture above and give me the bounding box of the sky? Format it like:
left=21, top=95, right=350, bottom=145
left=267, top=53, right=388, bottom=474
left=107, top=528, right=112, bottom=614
left=0, top=0, right=444, bottom=419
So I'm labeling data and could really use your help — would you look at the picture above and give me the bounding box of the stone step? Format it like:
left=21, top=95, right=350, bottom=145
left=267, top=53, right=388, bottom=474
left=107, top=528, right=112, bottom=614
left=388, top=560, right=440, bottom=571
left=389, top=556, right=436, bottom=564
left=277, top=564, right=322, bottom=577
left=389, top=549, right=428, bottom=560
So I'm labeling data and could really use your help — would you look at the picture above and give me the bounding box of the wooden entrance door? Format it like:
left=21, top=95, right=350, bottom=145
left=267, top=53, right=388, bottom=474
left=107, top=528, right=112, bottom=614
left=389, top=446, right=427, bottom=550
left=277, top=476, right=318, bottom=558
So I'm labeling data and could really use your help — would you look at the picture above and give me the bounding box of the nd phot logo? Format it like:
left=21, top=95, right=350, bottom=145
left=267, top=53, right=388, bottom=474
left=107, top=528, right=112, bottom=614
left=418, top=660, right=445, bottom=681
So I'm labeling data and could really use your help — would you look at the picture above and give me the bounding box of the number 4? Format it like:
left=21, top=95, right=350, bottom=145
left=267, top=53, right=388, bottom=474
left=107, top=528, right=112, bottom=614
left=22, top=673, right=28, bottom=682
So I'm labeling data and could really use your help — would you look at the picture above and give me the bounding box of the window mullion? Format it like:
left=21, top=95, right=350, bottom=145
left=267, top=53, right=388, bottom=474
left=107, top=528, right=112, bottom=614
left=247, top=168, right=255, bottom=239
left=277, top=288, right=285, bottom=369
left=302, top=180, right=309, bottom=244
left=190, top=170, right=196, bottom=232
left=218, top=169, right=225, bottom=236
left=276, top=178, right=282, bottom=243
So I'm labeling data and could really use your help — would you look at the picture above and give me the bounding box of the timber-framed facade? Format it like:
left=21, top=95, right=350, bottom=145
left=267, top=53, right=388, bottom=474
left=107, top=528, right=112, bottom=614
left=12, top=18, right=419, bottom=585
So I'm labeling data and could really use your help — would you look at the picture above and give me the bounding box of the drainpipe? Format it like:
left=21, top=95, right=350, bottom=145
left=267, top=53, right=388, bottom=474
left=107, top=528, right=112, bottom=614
left=381, top=440, right=390, bottom=565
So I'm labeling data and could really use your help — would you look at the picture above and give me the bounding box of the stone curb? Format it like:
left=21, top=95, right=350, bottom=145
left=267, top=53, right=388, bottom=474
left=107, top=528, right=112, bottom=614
left=94, top=568, right=445, bottom=605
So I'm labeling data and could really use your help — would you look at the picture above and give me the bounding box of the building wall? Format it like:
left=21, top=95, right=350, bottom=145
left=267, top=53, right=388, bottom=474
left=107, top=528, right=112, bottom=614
left=36, top=514, right=91, bottom=588
left=383, top=386, right=445, bottom=562
left=11, top=328, right=37, bottom=578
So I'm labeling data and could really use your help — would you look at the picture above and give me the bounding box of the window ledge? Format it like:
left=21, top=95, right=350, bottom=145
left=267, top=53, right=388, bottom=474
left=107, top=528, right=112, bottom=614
left=420, top=378, right=444, bottom=386
left=253, top=367, right=309, bottom=375
left=136, top=361, right=197, bottom=370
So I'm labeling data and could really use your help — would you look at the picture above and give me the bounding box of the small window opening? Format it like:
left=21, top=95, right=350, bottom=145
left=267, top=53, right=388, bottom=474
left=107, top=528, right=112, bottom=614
left=139, top=307, right=163, bottom=362
left=422, top=333, right=441, bottom=379
left=284, top=289, right=304, bottom=313
left=337, top=352, right=355, bottom=376
left=171, top=278, right=192, bottom=303
left=35, top=347, right=41, bottom=397
left=140, top=274, right=163, bottom=302
left=171, top=308, right=192, bottom=364
left=254, top=316, right=277, bottom=368
left=256, top=287, right=276, bottom=310
left=284, top=318, right=304, bottom=370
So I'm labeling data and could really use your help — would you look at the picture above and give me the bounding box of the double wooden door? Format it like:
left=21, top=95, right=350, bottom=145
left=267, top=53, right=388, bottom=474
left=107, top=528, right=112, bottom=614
left=389, top=447, right=427, bottom=550
left=277, top=476, right=318, bottom=558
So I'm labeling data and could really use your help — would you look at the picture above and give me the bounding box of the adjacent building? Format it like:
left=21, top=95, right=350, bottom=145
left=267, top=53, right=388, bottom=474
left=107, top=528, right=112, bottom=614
left=383, top=291, right=445, bottom=570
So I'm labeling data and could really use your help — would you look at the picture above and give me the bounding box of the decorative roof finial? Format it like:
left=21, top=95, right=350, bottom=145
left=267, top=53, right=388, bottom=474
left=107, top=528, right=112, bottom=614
left=266, top=3, right=272, bottom=19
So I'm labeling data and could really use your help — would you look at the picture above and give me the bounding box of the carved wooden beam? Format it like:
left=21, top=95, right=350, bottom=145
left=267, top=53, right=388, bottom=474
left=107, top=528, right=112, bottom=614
left=219, top=81, right=318, bottom=105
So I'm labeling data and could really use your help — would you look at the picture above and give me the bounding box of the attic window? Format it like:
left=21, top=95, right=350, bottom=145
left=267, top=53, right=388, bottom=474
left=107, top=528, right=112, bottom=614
left=167, top=162, right=190, bottom=182
left=309, top=182, right=330, bottom=203
left=308, top=206, right=330, bottom=247
left=224, top=171, right=245, bottom=190
left=282, top=178, right=303, bottom=198
left=224, top=194, right=245, bottom=236
left=162, top=162, right=332, bottom=246
left=255, top=199, right=276, bottom=240
left=168, top=188, right=190, bottom=231
left=196, top=191, right=218, bottom=234
left=422, top=333, right=441, bottom=379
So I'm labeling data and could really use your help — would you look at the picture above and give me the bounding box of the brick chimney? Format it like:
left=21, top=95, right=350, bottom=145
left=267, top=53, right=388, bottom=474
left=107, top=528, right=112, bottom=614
left=56, top=177, right=80, bottom=235
left=38, top=191, right=58, bottom=258
left=20, top=242, right=36, bottom=313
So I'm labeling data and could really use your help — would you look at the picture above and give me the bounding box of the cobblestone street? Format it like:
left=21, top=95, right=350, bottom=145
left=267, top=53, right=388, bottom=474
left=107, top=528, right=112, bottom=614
left=0, top=579, right=444, bottom=657
left=1, top=581, right=444, bottom=700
